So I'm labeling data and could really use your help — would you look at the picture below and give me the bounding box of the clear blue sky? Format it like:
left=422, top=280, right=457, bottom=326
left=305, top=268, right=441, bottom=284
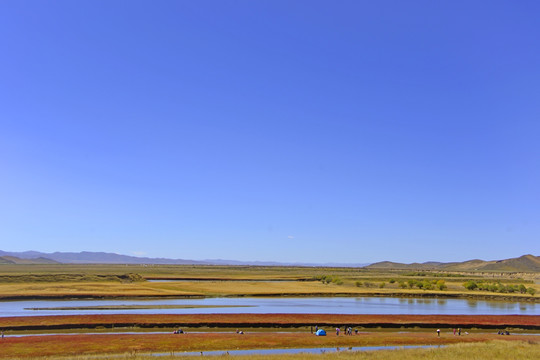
left=1, top=1, right=538, bottom=263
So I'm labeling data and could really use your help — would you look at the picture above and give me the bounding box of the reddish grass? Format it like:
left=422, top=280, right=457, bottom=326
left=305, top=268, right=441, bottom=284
left=0, top=331, right=536, bottom=358
left=1, top=314, right=538, bottom=330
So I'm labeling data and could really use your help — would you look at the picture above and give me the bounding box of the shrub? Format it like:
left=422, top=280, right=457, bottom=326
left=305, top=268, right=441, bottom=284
left=527, top=287, right=536, bottom=296
left=422, top=280, right=433, bottom=290
left=389, top=279, right=396, bottom=284
left=379, top=282, right=386, bottom=288
left=436, top=280, right=447, bottom=291
left=464, top=281, right=478, bottom=290
left=317, top=275, right=333, bottom=284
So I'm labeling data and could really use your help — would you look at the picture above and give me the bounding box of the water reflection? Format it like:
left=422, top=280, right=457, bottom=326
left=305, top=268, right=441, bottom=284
left=1, top=297, right=537, bottom=317
left=156, top=345, right=443, bottom=357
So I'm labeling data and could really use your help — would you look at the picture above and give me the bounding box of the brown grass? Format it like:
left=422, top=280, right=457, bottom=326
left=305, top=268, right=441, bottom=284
left=0, top=264, right=536, bottom=301
left=0, top=280, right=536, bottom=301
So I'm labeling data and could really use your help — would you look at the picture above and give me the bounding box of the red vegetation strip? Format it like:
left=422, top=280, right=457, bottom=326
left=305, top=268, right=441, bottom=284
left=1, top=314, right=539, bottom=330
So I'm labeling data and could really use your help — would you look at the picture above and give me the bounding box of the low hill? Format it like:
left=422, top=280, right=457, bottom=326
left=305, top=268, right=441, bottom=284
left=366, top=254, right=539, bottom=272
left=0, top=257, right=15, bottom=264
left=0, top=255, right=60, bottom=265
left=480, top=254, right=540, bottom=272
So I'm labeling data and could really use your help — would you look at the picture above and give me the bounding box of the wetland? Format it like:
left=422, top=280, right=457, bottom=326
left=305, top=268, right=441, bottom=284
left=0, top=263, right=537, bottom=358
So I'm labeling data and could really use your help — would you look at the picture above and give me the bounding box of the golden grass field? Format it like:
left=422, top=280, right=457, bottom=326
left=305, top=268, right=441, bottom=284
left=0, top=263, right=537, bottom=301
left=41, top=341, right=535, bottom=360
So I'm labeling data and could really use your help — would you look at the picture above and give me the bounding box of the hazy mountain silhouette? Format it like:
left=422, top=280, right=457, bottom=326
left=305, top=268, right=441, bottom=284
left=0, top=250, right=368, bottom=267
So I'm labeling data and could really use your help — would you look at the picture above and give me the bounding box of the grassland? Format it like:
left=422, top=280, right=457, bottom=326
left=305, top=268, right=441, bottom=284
left=15, top=341, right=534, bottom=360
left=0, top=263, right=537, bottom=301
left=0, top=330, right=538, bottom=358
left=0, top=264, right=538, bottom=359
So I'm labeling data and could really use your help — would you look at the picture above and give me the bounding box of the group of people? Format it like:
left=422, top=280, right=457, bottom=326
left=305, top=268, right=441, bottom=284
left=438, top=328, right=470, bottom=337
left=497, top=330, right=510, bottom=335
left=335, top=326, right=357, bottom=336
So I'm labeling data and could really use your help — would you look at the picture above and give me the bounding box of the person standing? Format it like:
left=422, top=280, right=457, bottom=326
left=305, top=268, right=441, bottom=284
left=336, top=327, right=340, bottom=336
left=437, top=329, right=440, bottom=337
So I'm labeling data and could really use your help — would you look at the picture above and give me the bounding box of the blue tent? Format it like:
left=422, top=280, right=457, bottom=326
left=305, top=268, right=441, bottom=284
left=315, top=329, right=326, bottom=336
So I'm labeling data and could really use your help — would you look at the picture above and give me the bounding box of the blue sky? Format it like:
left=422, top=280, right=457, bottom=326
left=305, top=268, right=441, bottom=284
left=0, top=1, right=538, bottom=263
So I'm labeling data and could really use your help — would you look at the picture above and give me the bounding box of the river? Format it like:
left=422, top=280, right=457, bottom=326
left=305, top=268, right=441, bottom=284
left=1, top=296, right=537, bottom=317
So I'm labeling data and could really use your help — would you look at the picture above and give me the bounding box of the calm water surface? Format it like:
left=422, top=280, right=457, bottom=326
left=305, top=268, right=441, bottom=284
left=154, top=345, right=443, bottom=357
left=1, top=297, right=537, bottom=317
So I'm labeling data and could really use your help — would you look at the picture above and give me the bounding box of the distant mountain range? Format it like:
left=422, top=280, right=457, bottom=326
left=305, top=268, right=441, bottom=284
left=365, top=254, right=540, bottom=272
left=0, top=250, right=368, bottom=267
left=0, top=250, right=538, bottom=271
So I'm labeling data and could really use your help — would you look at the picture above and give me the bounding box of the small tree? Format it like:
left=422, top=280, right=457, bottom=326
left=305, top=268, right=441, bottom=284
left=422, top=280, right=433, bottom=290
left=436, top=280, right=447, bottom=291
left=464, top=281, right=477, bottom=291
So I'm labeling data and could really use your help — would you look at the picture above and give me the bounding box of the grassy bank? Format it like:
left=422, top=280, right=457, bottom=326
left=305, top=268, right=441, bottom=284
left=1, top=314, right=538, bottom=331
left=0, top=279, right=537, bottom=302
left=19, top=341, right=535, bottom=360
left=0, top=331, right=537, bottom=358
